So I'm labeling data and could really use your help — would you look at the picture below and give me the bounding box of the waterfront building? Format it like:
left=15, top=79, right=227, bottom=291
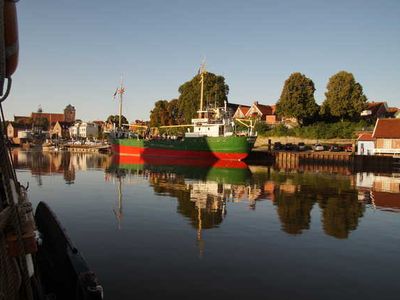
left=69, top=121, right=98, bottom=139
left=372, top=118, right=400, bottom=155
left=13, top=104, right=77, bottom=131
left=357, top=132, right=375, bottom=155
left=6, top=122, right=30, bottom=139
left=69, top=122, right=80, bottom=138
left=51, top=121, right=73, bottom=139
left=79, top=122, right=98, bottom=139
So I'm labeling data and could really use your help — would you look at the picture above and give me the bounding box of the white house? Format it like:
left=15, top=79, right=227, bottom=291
left=357, top=133, right=375, bottom=155
left=69, top=122, right=80, bottom=138
left=78, top=122, right=98, bottom=139
left=69, top=122, right=98, bottom=139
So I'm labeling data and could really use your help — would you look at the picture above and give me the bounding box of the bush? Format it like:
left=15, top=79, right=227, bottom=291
left=263, top=121, right=370, bottom=139
left=254, top=122, right=270, bottom=134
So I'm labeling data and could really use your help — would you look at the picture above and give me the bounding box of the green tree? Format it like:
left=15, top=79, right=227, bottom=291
left=150, top=99, right=184, bottom=127
left=149, top=100, right=170, bottom=127
left=106, top=115, right=128, bottom=127
left=178, top=72, right=229, bottom=123
left=321, top=71, right=367, bottom=121
left=167, top=99, right=182, bottom=124
left=276, top=72, right=319, bottom=125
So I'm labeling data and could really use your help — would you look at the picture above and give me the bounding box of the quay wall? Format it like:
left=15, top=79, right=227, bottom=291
left=246, top=150, right=397, bottom=173
left=254, top=136, right=354, bottom=148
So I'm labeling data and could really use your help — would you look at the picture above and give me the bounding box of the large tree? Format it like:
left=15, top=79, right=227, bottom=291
left=276, top=72, right=319, bottom=125
left=321, top=71, right=367, bottom=121
left=150, top=100, right=173, bottom=127
left=178, top=72, right=229, bottom=123
left=106, top=115, right=128, bottom=127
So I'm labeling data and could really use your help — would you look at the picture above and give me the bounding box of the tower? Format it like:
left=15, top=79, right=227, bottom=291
left=64, top=104, right=76, bottom=122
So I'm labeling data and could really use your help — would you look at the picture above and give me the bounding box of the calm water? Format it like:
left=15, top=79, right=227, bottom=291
left=12, top=150, right=400, bottom=300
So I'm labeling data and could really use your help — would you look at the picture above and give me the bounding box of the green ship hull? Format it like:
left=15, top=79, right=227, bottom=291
left=111, top=135, right=256, bottom=161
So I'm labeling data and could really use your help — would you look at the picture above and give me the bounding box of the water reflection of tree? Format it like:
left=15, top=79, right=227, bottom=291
left=270, top=173, right=364, bottom=238
left=318, top=191, right=364, bottom=239
left=274, top=186, right=315, bottom=235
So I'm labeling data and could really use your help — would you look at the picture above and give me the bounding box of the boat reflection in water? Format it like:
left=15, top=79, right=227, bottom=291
left=107, top=155, right=255, bottom=255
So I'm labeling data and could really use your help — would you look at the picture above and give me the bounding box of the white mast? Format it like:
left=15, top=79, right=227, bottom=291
left=199, top=62, right=207, bottom=118
left=118, top=76, right=125, bottom=129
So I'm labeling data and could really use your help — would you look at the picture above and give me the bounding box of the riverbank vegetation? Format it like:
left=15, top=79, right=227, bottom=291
left=149, top=69, right=373, bottom=139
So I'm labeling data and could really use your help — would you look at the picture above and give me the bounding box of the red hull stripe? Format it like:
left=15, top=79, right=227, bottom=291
left=115, top=155, right=248, bottom=169
left=112, top=144, right=248, bottom=161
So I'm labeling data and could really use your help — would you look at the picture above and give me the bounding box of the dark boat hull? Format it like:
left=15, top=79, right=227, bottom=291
left=35, top=201, right=103, bottom=300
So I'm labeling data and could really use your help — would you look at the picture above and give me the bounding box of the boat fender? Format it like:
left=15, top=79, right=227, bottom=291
left=3, top=0, right=19, bottom=77
left=25, top=253, right=34, bottom=277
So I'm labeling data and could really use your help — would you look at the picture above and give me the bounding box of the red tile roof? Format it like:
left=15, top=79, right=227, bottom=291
left=367, top=101, right=385, bottom=110
left=372, top=119, right=400, bottom=138
left=240, top=106, right=250, bottom=114
left=357, top=133, right=374, bottom=141
left=31, top=112, right=65, bottom=123
left=255, top=103, right=273, bottom=116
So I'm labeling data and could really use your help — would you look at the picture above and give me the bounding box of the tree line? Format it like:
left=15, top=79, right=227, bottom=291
left=276, top=71, right=367, bottom=125
left=149, top=70, right=368, bottom=128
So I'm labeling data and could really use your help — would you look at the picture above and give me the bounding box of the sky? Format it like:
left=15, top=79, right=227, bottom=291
left=3, top=0, right=400, bottom=122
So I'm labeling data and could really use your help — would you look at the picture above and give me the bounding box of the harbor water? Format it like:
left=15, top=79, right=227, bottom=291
left=13, top=149, right=400, bottom=300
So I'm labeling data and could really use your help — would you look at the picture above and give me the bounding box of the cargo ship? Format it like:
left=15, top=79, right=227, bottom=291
left=110, top=65, right=257, bottom=161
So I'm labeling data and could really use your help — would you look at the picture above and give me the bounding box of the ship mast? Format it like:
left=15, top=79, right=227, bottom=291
left=113, top=176, right=123, bottom=230
left=199, top=62, right=207, bottom=118
left=118, top=76, right=125, bottom=129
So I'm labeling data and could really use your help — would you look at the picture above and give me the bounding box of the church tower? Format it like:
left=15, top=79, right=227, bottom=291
left=64, top=104, right=76, bottom=122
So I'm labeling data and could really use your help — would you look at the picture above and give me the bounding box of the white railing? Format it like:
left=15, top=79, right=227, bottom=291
left=374, top=148, right=400, bottom=154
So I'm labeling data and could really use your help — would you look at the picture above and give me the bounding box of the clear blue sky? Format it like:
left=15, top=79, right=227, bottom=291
left=4, top=0, right=400, bottom=122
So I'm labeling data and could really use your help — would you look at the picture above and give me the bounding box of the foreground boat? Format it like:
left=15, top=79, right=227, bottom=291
left=35, top=202, right=103, bottom=299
